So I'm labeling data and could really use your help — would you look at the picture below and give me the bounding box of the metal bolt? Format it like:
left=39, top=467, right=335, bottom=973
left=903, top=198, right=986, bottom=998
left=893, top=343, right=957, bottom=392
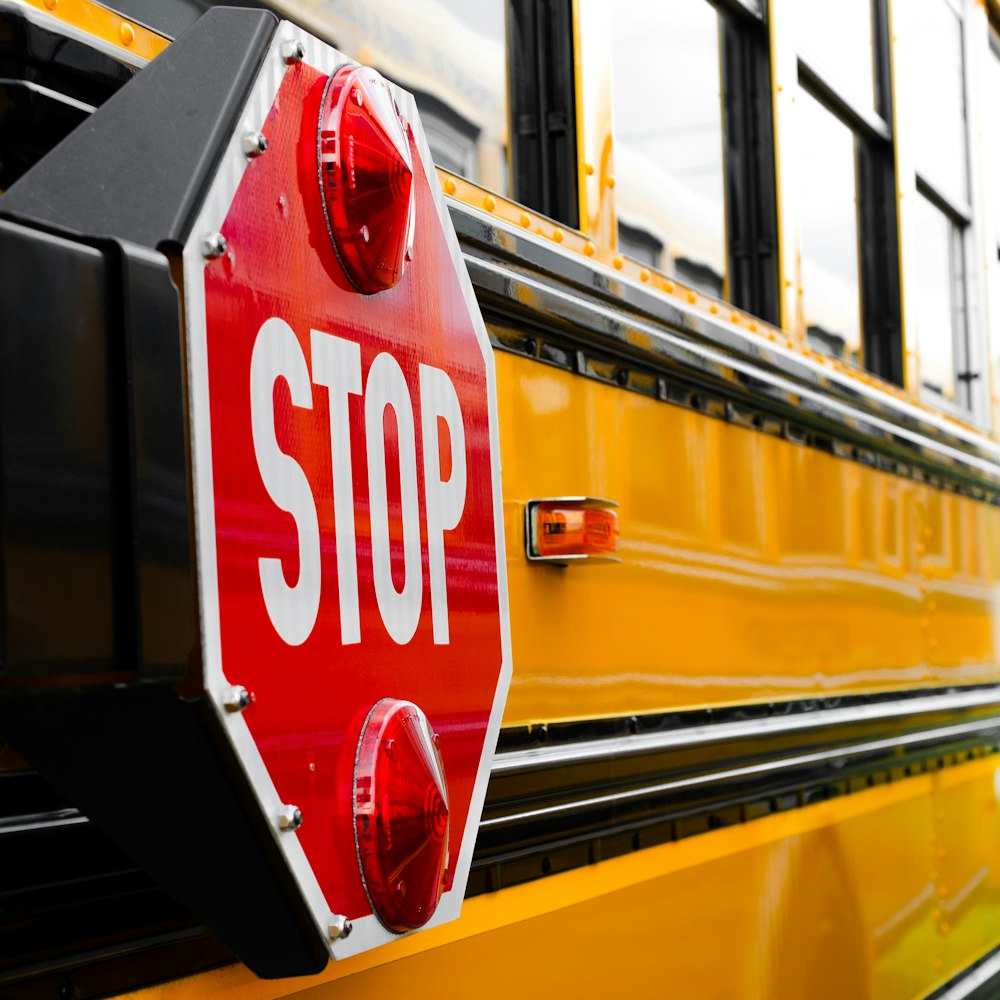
left=223, top=685, right=251, bottom=713
left=358, top=225, right=370, bottom=243
left=352, top=87, right=364, bottom=107
left=277, top=805, right=303, bottom=831
left=202, top=233, right=228, bottom=259
left=281, top=39, right=305, bottom=65
left=242, top=131, right=268, bottom=158
left=329, top=914, right=353, bottom=940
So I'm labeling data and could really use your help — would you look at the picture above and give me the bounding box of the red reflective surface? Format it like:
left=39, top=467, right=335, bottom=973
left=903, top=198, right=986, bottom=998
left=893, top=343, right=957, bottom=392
left=354, top=699, right=449, bottom=932
left=202, top=62, right=502, bottom=921
left=319, top=65, right=414, bottom=294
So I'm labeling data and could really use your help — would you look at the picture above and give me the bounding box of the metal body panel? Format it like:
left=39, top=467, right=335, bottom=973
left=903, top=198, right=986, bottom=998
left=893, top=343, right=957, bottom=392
left=494, top=349, right=1000, bottom=724
left=114, top=757, right=1000, bottom=1000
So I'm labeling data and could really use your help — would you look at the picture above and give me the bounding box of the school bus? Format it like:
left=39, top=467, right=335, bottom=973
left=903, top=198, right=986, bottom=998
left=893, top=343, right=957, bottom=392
left=1, top=0, right=1000, bottom=998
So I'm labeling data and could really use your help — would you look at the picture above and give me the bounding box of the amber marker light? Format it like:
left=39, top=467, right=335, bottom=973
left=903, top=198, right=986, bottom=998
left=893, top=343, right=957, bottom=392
left=525, top=498, right=620, bottom=565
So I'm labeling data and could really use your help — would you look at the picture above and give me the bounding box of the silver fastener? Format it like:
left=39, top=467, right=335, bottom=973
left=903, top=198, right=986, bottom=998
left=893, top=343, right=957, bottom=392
left=201, top=233, right=227, bottom=259
left=281, top=39, right=305, bottom=64
left=277, top=805, right=303, bottom=831
left=242, top=131, right=268, bottom=158
left=328, top=914, right=353, bottom=941
left=222, top=685, right=250, bottom=713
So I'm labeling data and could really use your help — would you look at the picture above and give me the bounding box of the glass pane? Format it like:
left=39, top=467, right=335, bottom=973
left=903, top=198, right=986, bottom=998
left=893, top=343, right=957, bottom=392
left=612, top=0, right=726, bottom=299
left=913, top=193, right=966, bottom=404
left=796, top=0, right=875, bottom=113
left=987, top=29, right=1000, bottom=242
left=797, top=90, right=862, bottom=364
left=905, top=0, right=968, bottom=204
left=273, top=0, right=509, bottom=195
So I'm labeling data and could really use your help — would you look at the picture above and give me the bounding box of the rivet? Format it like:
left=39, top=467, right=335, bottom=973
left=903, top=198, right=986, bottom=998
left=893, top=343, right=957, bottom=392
left=43, top=0, right=57, bottom=8
left=934, top=959, right=943, bottom=971
left=242, top=131, right=268, bottom=158
left=664, top=280, right=674, bottom=293
left=443, top=177, right=457, bottom=195
left=613, top=255, right=623, bottom=270
left=923, top=526, right=933, bottom=539
left=352, top=87, right=364, bottom=107
left=359, top=225, right=370, bottom=243
left=202, top=233, right=228, bottom=259
left=639, top=269, right=650, bottom=282
left=520, top=213, right=531, bottom=228
left=223, top=685, right=251, bottom=713
left=552, top=227, right=564, bottom=243
left=585, top=163, right=595, bottom=176
left=281, top=39, right=306, bottom=64
left=120, top=21, right=135, bottom=46
left=483, top=195, right=496, bottom=212
left=583, top=242, right=595, bottom=257
left=917, top=544, right=926, bottom=557
left=748, top=322, right=757, bottom=332
left=687, top=292, right=697, bottom=304
left=277, top=805, right=303, bottom=831
left=710, top=303, right=718, bottom=314
left=606, top=175, right=616, bottom=189
left=329, top=914, right=353, bottom=940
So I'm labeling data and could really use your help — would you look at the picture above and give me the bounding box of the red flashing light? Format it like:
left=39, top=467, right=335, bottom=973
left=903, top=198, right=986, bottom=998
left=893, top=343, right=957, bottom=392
left=354, top=699, right=450, bottom=933
left=318, top=65, right=415, bottom=294
left=526, top=499, right=620, bottom=563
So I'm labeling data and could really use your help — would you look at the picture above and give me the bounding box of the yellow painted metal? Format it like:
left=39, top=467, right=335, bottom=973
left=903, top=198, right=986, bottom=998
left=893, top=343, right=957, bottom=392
left=18, top=0, right=170, bottom=62
left=494, top=349, right=1000, bottom=725
left=119, top=758, right=1000, bottom=1000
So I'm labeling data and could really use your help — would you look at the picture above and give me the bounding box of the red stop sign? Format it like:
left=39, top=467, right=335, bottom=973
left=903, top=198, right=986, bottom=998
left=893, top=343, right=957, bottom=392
left=181, top=27, right=511, bottom=958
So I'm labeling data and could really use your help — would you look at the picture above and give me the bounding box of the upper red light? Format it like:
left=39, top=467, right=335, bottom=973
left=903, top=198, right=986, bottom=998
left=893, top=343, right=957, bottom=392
left=354, top=699, right=450, bottom=933
left=318, top=65, right=415, bottom=294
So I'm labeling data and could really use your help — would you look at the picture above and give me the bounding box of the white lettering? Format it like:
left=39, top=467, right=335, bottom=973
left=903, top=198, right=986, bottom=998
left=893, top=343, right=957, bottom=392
left=419, top=364, right=466, bottom=644
left=310, top=330, right=363, bottom=645
left=365, top=352, right=423, bottom=644
left=250, top=318, right=321, bottom=646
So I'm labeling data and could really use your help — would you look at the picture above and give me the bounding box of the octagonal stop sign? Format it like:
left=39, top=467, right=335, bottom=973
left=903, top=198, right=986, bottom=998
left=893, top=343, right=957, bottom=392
left=182, top=25, right=511, bottom=958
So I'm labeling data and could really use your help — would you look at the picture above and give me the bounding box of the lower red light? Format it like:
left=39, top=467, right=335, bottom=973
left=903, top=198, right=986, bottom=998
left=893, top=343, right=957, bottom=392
left=354, top=699, right=450, bottom=933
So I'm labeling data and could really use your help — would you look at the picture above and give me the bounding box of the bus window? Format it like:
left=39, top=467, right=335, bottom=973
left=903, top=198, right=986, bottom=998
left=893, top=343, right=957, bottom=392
left=792, top=0, right=900, bottom=381
left=796, top=0, right=876, bottom=115
left=913, top=192, right=966, bottom=402
left=611, top=0, right=727, bottom=299
left=796, top=89, right=862, bottom=363
left=276, top=0, right=510, bottom=196
left=898, top=0, right=977, bottom=412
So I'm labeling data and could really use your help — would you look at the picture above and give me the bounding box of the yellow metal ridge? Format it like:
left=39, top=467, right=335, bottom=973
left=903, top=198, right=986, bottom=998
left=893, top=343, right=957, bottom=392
left=119, top=755, right=1000, bottom=999
left=19, top=0, right=170, bottom=62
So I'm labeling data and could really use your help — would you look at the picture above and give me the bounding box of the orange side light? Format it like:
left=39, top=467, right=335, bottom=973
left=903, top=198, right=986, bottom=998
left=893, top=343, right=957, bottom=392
left=526, top=498, right=620, bottom=564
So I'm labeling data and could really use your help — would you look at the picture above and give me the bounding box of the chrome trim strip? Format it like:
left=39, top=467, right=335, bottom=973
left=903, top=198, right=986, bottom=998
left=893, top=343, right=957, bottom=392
left=450, top=201, right=1000, bottom=476
left=0, top=0, right=152, bottom=68
left=482, top=717, right=1000, bottom=829
left=467, top=253, right=1000, bottom=484
left=493, top=687, right=1000, bottom=774
left=938, top=949, right=1000, bottom=1000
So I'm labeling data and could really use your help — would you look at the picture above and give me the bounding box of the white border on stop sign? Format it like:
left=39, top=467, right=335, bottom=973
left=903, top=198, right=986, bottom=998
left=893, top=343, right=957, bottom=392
left=180, top=22, right=513, bottom=961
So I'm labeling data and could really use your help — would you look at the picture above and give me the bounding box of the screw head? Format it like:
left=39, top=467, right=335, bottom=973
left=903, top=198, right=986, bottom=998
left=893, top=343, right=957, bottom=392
left=242, top=131, right=268, bottom=158
left=277, top=805, right=303, bottom=831
left=328, top=914, right=353, bottom=940
left=281, top=39, right=305, bottom=65
left=201, top=233, right=227, bottom=259
left=223, top=685, right=250, bottom=713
